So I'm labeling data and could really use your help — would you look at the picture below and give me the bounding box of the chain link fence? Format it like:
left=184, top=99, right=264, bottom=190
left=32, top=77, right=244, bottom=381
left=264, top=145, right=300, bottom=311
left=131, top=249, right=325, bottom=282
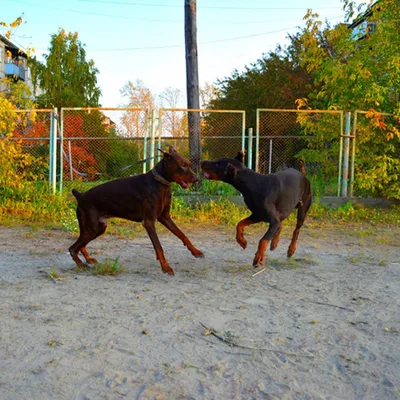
left=5, top=109, right=53, bottom=183
left=256, top=109, right=343, bottom=196
left=60, top=108, right=149, bottom=191
left=158, top=108, right=246, bottom=166
left=352, top=110, right=400, bottom=198
left=10, top=107, right=397, bottom=199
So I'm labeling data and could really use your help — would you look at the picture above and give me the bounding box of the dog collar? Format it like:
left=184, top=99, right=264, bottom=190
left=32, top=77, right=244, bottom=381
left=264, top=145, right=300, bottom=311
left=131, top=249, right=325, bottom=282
left=151, top=169, right=171, bottom=186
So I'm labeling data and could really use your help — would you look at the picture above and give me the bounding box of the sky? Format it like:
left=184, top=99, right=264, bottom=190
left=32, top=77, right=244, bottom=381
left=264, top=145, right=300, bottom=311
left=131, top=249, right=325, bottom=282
left=2, top=0, right=358, bottom=107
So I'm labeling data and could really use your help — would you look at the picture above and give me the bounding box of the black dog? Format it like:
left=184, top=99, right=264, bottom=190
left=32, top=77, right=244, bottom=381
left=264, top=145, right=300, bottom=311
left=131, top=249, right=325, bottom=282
left=69, top=146, right=204, bottom=275
left=201, top=152, right=312, bottom=268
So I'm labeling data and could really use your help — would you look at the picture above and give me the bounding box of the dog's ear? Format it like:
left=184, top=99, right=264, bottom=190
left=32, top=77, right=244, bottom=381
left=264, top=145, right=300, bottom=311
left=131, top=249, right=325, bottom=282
left=224, top=162, right=237, bottom=179
left=168, top=145, right=177, bottom=154
left=234, top=150, right=245, bottom=164
left=158, top=148, right=172, bottom=160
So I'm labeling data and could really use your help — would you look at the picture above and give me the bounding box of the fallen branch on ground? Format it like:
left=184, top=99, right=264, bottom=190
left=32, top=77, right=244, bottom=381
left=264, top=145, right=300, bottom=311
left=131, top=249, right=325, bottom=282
left=199, top=322, right=313, bottom=358
left=252, top=268, right=266, bottom=277
left=303, top=300, right=355, bottom=312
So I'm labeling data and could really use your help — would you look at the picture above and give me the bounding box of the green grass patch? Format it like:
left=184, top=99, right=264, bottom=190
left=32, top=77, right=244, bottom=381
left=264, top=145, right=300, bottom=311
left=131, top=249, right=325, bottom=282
left=91, top=258, right=126, bottom=276
left=1, top=178, right=400, bottom=232
left=308, top=200, right=400, bottom=226
left=171, top=179, right=240, bottom=196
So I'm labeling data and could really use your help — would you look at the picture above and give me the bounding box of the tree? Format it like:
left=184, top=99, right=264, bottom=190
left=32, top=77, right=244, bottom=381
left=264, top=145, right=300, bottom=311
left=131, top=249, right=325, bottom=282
left=120, top=79, right=155, bottom=137
left=299, top=2, right=400, bottom=113
left=159, top=87, right=186, bottom=138
left=200, top=82, right=218, bottom=109
left=298, top=0, right=400, bottom=198
left=159, top=87, right=182, bottom=109
left=0, top=78, right=35, bottom=110
left=201, top=34, right=314, bottom=169
left=0, top=96, right=45, bottom=200
left=0, top=16, right=24, bottom=41
left=0, top=97, right=15, bottom=136
left=31, top=29, right=101, bottom=108
left=209, top=34, right=313, bottom=127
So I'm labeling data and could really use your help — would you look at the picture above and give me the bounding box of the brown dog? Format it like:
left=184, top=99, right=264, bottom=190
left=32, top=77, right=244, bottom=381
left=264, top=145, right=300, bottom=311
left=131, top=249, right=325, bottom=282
left=201, top=152, right=312, bottom=268
left=69, top=146, right=204, bottom=275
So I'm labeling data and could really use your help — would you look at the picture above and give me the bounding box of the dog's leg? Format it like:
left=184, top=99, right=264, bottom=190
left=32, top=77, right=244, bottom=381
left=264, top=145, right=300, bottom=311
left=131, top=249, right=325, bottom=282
left=79, top=218, right=107, bottom=264
left=270, top=225, right=283, bottom=251
left=80, top=247, right=97, bottom=264
left=69, top=232, right=96, bottom=268
left=236, top=215, right=260, bottom=249
left=142, top=219, right=174, bottom=275
left=253, top=220, right=281, bottom=267
left=287, top=196, right=312, bottom=258
left=69, top=207, right=105, bottom=267
left=158, top=214, right=204, bottom=258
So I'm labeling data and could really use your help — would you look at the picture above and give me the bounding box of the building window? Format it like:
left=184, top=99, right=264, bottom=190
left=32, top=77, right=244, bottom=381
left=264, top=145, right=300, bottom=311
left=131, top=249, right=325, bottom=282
left=367, top=22, right=377, bottom=33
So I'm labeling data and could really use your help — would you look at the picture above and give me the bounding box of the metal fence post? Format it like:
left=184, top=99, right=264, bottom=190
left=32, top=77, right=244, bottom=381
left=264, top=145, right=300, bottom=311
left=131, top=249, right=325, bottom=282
left=68, top=140, right=73, bottom=181
left=49, top=109, right=54, bottom=190
left=149, top=109, right=157, bottom=169
left=255, top=109, right=260, bottom=172
left=157, top=109, right=162, bottom=162
left=49, top=108, right=58, bottom=194
left=58, top=108, right=64, bottom=195
left=143, top=113, right=149, bottom=174
left=350, top=111, right=357, bottom=197
left=341, top=111, right=351, bottom=197
left=268, top=139, right=273, bottom=174
left=337, top=111, right=344, bottom=197
left=242, top=111, right=246, bottom=155
left=248, top=128, right=253, bottom=170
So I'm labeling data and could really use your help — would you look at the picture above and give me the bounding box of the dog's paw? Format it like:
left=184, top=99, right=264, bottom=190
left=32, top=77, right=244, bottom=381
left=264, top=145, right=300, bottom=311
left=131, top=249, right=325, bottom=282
left=252, top=253, right=265, bottom=268
left=236, top=236, right=247, bottom=249
left=161, top=264, right=175, bottom=275
left=192, top=249, right=204, bottom=258
left=287, top=246, right=296, bottom=258
left=86, top=257, right=98, bottom=264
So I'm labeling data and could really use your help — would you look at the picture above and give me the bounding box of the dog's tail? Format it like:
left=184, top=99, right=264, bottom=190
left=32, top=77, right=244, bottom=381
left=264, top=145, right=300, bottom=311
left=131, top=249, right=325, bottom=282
left=72, top=189, right=82, bottom=202
left=299, top=157, right=306, bottom=176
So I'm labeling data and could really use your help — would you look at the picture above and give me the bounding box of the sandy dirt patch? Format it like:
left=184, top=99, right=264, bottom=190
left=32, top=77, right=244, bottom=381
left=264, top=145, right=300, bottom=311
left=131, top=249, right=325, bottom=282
left=0, top=223, right=399, bottom=399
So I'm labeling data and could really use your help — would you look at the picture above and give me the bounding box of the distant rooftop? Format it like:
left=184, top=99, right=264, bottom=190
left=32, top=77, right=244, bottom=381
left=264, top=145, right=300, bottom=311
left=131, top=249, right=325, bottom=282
left=0, top=34, right=28, bottom=58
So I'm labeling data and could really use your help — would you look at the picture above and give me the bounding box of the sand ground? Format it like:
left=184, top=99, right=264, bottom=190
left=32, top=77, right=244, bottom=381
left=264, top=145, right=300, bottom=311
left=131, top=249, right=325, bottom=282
left=0, top=222, right=399, bottom=400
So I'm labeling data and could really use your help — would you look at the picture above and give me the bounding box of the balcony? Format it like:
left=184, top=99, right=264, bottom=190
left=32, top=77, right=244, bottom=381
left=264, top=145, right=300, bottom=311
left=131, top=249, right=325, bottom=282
left=5, top=62, right=26, bottom=81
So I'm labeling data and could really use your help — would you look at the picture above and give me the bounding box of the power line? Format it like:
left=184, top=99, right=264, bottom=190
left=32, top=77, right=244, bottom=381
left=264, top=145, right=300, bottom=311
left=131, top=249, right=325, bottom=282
left=201, top=26, right=299, bottom=44
left=5, top=0, right=344, bottom=53
left=92, top=44, right=181, bottom=51
left=91, top=25, right=300, bottom=52
left=6, top=0, right=343, bottom=24
left=6, top=0, right=181, bottom=22
left=85, top=11, right=344, bottom=52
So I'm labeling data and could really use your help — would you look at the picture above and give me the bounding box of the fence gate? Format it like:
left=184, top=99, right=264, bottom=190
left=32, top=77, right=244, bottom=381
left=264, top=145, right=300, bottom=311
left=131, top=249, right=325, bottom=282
left=256, top=109, right=344, bottom=196
left=158, top=108, right=247, bottom=168
left=59, top=107, right=149, bottom=192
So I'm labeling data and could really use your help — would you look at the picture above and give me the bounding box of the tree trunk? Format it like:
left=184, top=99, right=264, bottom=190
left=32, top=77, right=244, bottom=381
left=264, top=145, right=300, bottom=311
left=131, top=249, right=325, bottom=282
left=184, top=0, right=201, bottom=175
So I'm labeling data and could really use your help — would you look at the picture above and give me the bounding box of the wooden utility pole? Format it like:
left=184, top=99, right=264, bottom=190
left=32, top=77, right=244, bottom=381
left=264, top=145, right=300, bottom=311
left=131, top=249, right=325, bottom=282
left=184, top=0, right=201, bottom=175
